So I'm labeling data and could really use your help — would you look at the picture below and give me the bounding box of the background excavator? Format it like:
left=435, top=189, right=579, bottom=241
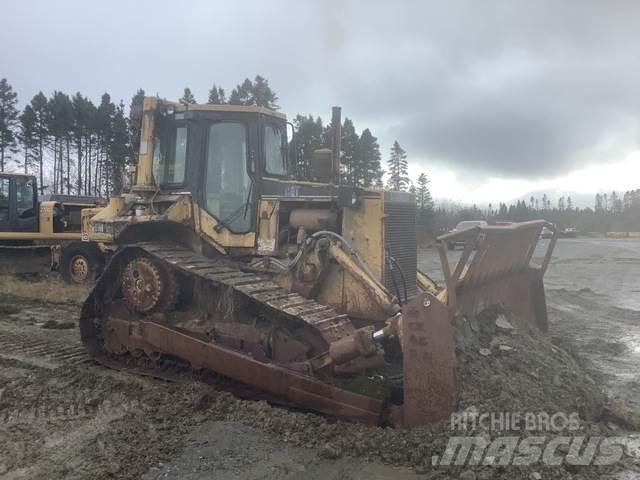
left=79, top=97, right=557, bottom=428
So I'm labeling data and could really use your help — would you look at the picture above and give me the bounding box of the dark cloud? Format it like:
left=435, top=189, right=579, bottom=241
left=2, top=0, right=640, bottom=181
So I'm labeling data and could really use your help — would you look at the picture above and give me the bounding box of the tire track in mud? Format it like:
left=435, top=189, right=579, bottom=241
left=547, top=287, right=640, bottom=409
left=0, top=322, right=91, bottom=369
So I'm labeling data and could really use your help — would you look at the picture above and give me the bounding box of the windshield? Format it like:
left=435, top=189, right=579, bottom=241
left=205, top=122, right=252, bottom=232
left=15, top=176, right=35, bottom=217
left=264, top=124, right=287, bottom=176
left=152, top=123, right=187, bottom=186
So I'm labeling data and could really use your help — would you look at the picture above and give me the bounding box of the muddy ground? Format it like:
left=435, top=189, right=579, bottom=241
left=0, top=238, right=639, bottom=479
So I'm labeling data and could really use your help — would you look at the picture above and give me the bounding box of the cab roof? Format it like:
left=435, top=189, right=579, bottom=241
left=0, top=172, right=35, bottom=178
left=167, top=100, right=287, bottom=120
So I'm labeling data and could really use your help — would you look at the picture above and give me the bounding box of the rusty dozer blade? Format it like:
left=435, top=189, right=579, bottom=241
left=397, top=291, right=457, bottom=427
left=397, top=220, right=557, bottom=427
left=437, top=220, right=557, bottom=331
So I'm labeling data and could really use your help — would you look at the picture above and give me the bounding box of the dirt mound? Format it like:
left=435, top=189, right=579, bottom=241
left=454, top=305, right=605, bottom=421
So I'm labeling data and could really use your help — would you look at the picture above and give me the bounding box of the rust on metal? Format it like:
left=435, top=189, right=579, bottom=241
left=436, top=220, right=556, bottom=332
left=400, top=292, right=457, bottom=427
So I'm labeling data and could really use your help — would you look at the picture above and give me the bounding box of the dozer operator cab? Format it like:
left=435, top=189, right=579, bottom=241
left=147, top=101, right=289, bottom=234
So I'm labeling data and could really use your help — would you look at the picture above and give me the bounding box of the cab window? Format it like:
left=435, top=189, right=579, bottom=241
left=15, top=177, right=35, bottom=218
left=0, top=178, right=9, bottom=221
left=205, top=122, right=252, bottom=232
left=264, top=125, right=287, bottom=176
left=153, top=125, right=187, bottom=186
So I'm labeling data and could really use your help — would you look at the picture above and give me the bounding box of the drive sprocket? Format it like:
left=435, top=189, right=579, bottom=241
left=121, top=256, right=178, bottom=313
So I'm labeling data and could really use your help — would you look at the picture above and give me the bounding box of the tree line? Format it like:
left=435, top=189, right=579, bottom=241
left=0, top=78, right=131, bottom=197
left=0, top=75, right=435, bottom=220
left=431, top=190, right=640, bottom=233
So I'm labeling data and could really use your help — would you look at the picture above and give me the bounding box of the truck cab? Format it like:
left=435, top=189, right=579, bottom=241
left=0, top=173, right=38, bottom=233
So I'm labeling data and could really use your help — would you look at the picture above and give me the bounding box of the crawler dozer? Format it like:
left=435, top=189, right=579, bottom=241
left=80, top=98, right=557, bottom=427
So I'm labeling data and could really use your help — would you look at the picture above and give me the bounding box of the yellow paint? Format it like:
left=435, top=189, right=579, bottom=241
left=198, top=207, right=255, bottom=249
left=133, top=97, right=159, bottom=191
left=314, top=197, right=389, bottom=321
left=38, top=201, right=56, bottom=234
left=0, top=172, right=33, bottom=177
left=257, top=199, right=279, bottom=255
left=165, top=196, right=193, bottom=225
left=605, top=232, right=640, bottom=238
left=342, top=198, right=385, bottom=279
left=0, top=232, right=80, bottom=241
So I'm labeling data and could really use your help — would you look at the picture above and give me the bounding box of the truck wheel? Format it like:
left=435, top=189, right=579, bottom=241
left=60, top=243, right=104, bottom=284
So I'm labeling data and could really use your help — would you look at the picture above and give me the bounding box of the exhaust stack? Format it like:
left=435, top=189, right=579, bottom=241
left=132, top=97, right=160, bottom=192
left=331, top=106, right=342, bottom=185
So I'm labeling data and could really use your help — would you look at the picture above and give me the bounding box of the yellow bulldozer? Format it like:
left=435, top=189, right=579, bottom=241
left=79, top=97, right=557, bottom=428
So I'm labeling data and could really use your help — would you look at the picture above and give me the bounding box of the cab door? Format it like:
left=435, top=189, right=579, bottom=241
left=11, top=176, right=38, bottom=232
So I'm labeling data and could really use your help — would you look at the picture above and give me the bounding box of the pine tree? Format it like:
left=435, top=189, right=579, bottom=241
left=95, top=93, right=116, bottom=196
left=595, top=193, right=603, bottom=212
left=289, top=114, right=325, bottom=179
left=0, top=78, right=20, bottom=171
left=251, top=75, right=278, bottom=109
left=340, top=118, right=359, bottom=185
left=19, top=105, right=38, bottom=174
left=356, top=128, right=383, bottom=187
left=207, top=84, right=226, bottom=104
left=229, top=79, right=253, bottom=105
left=72, top=92, right=94, bottom=194
left=47, top=91, right=74, bottom=193
left=416, top=172, right=434, bottom=212
left=557, top=196, right=565, bottom=211
left=386, top=140, right=409, bottom=191
left=29, top=92, right=49, bottom=193
left=108, top=101, right=129, bottom=195
left=228, top=76, right=279, bottom=109
left=180, top=87, right=196, bottom=105
left=129, top=88, right=145, bottom=154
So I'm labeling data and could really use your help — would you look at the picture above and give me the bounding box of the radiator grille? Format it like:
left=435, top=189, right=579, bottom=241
left=383, top=192, right=418, bottom=300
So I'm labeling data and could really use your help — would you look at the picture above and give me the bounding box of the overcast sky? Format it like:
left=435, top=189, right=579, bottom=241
left=2, top=0, right=640, bottom=205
